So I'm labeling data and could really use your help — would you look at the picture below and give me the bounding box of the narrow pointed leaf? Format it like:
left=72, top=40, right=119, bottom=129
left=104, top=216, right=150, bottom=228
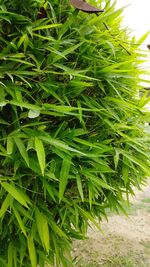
left=32, top=23, right=61, bottom=31
left=50, top=221, right=68, bottom=239
left=7, top=137, right=14, bottom=155
left=13, top=206, right=27, bottom=236
left=76, top=174, right=84, bottom=201
left=59, top=158, right=71, bottom=202
left=13, top=137, right=29, bottom=166
left=0, top=143, right=7, bottom=154
left=1, top=182, right=30, bottom=208
left=8, top=243, right=13, bottom=267
left=27, top=235, right=37, bottom=267
left=35, top=137, right=45, bottom=176
left=35, top=208, right=50, bottom=253
left=0, top=194, right=12, bottom=218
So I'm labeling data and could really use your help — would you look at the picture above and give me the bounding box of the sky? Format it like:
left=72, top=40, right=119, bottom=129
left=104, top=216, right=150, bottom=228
left=116, top=0, right=150, bottom=45
left=115, top=0, right=150, bottom=86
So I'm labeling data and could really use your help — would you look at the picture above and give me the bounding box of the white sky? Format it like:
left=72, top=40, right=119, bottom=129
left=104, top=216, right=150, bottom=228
left=116, top=0, right=150, bottom=45
left=115, top=0, right=150, bottom=86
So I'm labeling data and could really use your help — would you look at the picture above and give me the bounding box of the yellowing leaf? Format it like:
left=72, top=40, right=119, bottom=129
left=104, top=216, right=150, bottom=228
left=35, top=137, right=45, bottom=176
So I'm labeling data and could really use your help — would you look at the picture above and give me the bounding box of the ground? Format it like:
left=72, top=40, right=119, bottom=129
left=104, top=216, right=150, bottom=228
left=73, top=180, right=150, bottom=267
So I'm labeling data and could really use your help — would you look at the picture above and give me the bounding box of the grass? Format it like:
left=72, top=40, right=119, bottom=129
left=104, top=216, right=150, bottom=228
left=76, top=247, right=149, bottom=267
left=102, top=255, right=146, bottom=267
left=140, top=241, right=150, bottom=249
left=77, top=254, right=148, bottom=267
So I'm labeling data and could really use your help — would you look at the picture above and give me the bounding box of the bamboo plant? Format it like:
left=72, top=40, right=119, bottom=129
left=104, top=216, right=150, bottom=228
left=0, top=0, right=150, bottom=266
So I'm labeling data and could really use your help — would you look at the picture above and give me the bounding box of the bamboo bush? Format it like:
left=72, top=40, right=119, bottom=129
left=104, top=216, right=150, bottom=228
left=0, top=0, right=150, bottom=266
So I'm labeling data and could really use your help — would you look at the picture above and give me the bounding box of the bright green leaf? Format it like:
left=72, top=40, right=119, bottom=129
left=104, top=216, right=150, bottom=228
left=27, top=235, right=37, bottom=267
left=35, top=208, right=50, bottom=253
left=7, top=137, right=14, bottom=155
left=0, top=194, right=12, bottom=218
left=1, top=182, right=30, bottom=208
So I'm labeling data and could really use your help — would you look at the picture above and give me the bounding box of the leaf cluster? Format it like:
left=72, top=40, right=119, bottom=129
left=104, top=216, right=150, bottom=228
left=0, top=0, right=150, bottom=266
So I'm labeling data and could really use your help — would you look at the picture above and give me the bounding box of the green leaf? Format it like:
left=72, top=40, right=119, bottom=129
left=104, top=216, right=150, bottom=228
left=59, top=158, right=71, bottom=202
left=53, top=42, right=83, bottom=63
left=18, top=33, right=28, bottom=48
left=59, top=9, right=79, bottom=38
left=0, top=118, right=9, bottom=125
left=50, top=221, right=68, bottom=239
left=0, top=101, right=7, bottom=107
left=27, top=235, right=37, bottom=267
left=13, top=137, right=29, bottom=166
left=0, top=143, right=7, bottom=154
left=15, top=88, right=22, bottom=102
left=40, top=83, right=63, bottom=103
left=13, top=206, right=27, bottom=236
left=1, top=182, right=30, bottom=208
left=10, top=100, right=41, bottom=111
left=76, top=174, right=84, bottom=201
left=32, top=23, right=61, bottom=31
left=8, top=243, right=13, bottom=267
left=35, top=208, right=50, bottom=253
left=78, top=206, right=102, bottom=232
left=93, top=177, right=113, bottom=190
left=118, top=149, right=150, bottom=173
left=122, top=157, right=130, bottom=185
left=7, top=137, right=14, bottom=155
left=13, top=247, right=17, bottom=267
left=40, top=135, right=85, bottom=156
left=14, top=202, right=33, bottom=221
left=19, top=239, right=26, bottom=266
left=43, top=179, right=56, bottom=201
left=0, top=194, right=12, bottom=218
left=35, top=137, right=45, bottom=176
left=137, top=31, right=150, bottom=46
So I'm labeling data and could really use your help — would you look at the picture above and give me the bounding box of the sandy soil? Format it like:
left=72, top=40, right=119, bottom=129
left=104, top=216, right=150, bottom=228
left=73, top=180, right=150, bottom=266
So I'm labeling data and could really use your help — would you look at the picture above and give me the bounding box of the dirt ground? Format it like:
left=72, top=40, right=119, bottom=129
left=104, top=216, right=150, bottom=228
left=73, top=180, right=150, bottom=267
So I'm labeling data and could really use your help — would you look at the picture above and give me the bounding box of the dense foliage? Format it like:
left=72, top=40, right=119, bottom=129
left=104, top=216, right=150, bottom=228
left=0, top=0, right=150, bottom=266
